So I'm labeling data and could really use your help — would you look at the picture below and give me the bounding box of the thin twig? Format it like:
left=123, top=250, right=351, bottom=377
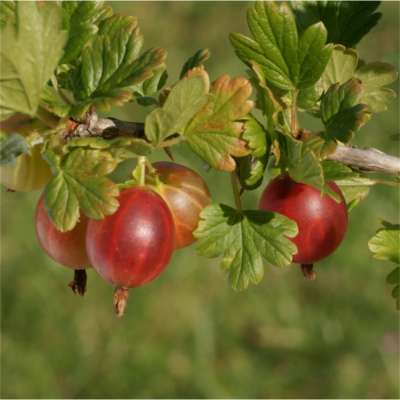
left=70, top=114, right=400, bottom=175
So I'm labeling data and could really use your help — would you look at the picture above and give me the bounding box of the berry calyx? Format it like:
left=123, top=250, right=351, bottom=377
left=152, top=161, right=211, bottom=248
left=259, top=174, right=348, bottom=273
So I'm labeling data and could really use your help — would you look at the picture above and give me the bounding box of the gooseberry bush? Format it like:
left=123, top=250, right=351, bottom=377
left=1, top=1, right=399, bottom=315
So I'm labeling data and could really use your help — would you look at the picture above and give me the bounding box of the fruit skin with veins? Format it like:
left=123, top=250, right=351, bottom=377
left=258, top=174, right=348, bottom=265
left=1, top=144, right=52, bottom=192
left=86, top=186, right=175, bottom=288
left=152, top=161, right=211, bottom=248
left=35, top=194, right=90, bottom=268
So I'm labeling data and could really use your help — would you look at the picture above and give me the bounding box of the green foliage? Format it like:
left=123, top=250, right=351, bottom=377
left=61, top=1, right=112, bottom=64
left=194, top=203, right=298, bottom=290
left=292, top=1, right=381, bottom=48
left=369, top=221, right=400, bottom=308
left=0, top=2, right=67, bottom=119
left=321, top=160, right=373, bottom=210
left=230, top=2, right=332, bottom=91
left=237, top=116, right=269, bottom=189
left=320, top=79, right=371, bottom=142
left=369, top=221, right=400, bottom=264
left=184, top=75, right=253, bottom=171
left=355, top=62, right=398, bottom=113
left=180, top=48, right=210, bottom=79
left=0, top=133, right=28, bottom=165
left=277, top=134, right=324, bottom=191
left=44, top=148, right=119, bottom=232
left=319, top=45, right=397, bottom=114
left=70, top=15, right=166, bottom=116
left=145, top=74, right=209, bottom=145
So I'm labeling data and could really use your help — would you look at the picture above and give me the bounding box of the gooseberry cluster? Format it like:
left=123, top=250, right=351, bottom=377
left=33, top=161, right=212, bottom=316
left=3, top=153, right=349, bottom=316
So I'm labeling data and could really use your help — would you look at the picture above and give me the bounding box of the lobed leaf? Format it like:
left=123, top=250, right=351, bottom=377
left=292, top=1, right=381, bottom=48
left=145, top=74, right=209, bottom=145
left=184, top=75, right=253, bottom=171
left=0, top=2, right=67, bottom=118
left=194, top=204, right=298, bottom=290
left=70, top=15, right=166, bottom=115
left=230, top=2, right=331, bottom=92
left=44, top=148, right=119, bottom=231
left=368, top=222, right=400, bottom=265
left=355, top=62, right=398, bottom=113
left=61, top=1, right=112, bottom=64
left=319, top=45, right=358, bottom=91
left=320, top=79, right=371, bottom=142
left=180, top=48, right=210, bottom=79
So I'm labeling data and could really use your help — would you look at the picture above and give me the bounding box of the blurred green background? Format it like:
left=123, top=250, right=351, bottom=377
left=1, top=2, right=399, bottom=398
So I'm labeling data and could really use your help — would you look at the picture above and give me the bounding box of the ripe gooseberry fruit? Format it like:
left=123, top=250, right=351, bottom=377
left=258, top=174, right=348, bottom=280
left=152, top=161, right=211, bottom=248
left=35, top=194, right=90, bottom=295
left=1, top=144, right=52, bottom=192
left=86, top=186, right=175, bottom=316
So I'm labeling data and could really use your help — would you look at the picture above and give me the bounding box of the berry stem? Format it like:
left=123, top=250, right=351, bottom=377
left=113, top=287, right=129, bottom=317
left=230, top=172, right=242, bottom=210
left=137, top=156, right=147, bottom=186
left=301, top=264, right=316, bottom=281
left=68, top=269, right=87, bottom=296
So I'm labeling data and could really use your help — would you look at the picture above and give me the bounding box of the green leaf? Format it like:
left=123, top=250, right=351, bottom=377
left=0, top=2, right=67, bottom=118
left=242, top=115, right=267, bottom=158
left=322, top=160, right=356, bottom=181
left=320, top=79, right=371, bottom=142
left=279, top=135, right=324, bottom=190
left=297, top=85, right=321, bottom=111
left=180, top=48, right=210, bottom=79
left=44, top=148, right=119, bottom=232
left=298, top=22, right=332, bottom=89
left=237, top=115, right=269, bottom=190
left=355, top=62, right=398, bottom=113
left=320, top=45, right=358, bottom=91
left=0, top=133, right=28, bottom=165
left=248, top=62, right=284, bottom=129
left=145, top=75, right=209, bottom=145
left=71, top=15, right=166, bottom=115
left=237, top=154, right=268, bottom=190
left=142, top=66, right=168, bottom=96
left=322, top=160, right=373, bottom=209
left=184, top=75, right=253, bottom=171
left=386, top=267, right=400, bottom=285
left=40, top=84, right=71, bottom=118
left=292, top=1, right=381, bottom=48
left=194, top=204, right=298, bottom=291
left=368, top=222, right=400, bottom=264
left=230, top=2, right=331, bottom=91
left=61, top=1, right=112, bottom=64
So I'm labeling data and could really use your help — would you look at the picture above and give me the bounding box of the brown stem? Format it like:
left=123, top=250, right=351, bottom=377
left=327, top=144, right=400, bottom=175
left=67, top=112, right=400, bottom=175
left=113, top=287, right=129, bottom=317
left=300, top=264, right=316, bottom=281
left=68, top=269, right=87, bottom=296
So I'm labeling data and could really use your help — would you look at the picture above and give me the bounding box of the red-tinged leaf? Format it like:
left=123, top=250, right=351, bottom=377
left=185, top=75, right=254, bottom=171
